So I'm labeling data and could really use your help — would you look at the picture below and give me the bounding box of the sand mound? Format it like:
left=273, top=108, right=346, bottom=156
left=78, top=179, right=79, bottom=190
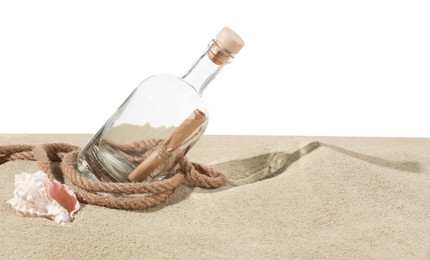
left=1, top=135, right=429, bottom=259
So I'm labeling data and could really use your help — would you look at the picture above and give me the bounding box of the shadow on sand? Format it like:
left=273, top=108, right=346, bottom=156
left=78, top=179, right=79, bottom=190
left=138, top=141, right=421, bottom=212
left=210, top=141, right=421, bottom=189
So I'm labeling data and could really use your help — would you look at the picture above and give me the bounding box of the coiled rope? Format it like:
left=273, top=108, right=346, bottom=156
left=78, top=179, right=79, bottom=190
left=0, top=142, right=226, bottom=209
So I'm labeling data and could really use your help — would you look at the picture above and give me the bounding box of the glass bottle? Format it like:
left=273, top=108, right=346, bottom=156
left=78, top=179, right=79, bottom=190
left=77, top=27, right=244, bottom=183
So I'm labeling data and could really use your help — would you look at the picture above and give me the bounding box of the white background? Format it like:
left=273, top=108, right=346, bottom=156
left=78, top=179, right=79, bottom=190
left=1, top=0, right=429, bottom=137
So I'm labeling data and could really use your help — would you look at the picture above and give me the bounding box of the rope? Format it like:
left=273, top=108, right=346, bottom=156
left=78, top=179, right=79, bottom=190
left=0, top=143, right=226, bottom=209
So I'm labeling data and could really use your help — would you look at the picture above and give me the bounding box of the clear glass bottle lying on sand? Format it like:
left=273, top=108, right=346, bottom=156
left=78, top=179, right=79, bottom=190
left=77, top=27, right=244, bottom=183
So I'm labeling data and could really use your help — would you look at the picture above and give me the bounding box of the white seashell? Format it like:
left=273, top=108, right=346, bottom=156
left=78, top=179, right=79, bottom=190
left=7, top=171, right=80, bottom=224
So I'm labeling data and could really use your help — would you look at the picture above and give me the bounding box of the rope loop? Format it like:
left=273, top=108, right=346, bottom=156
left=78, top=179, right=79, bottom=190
left=0, top=142, right=226, bottom=209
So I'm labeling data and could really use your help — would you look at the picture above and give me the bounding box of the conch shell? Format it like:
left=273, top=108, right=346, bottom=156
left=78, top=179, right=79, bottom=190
left=7, top=171, right=80, bottom=224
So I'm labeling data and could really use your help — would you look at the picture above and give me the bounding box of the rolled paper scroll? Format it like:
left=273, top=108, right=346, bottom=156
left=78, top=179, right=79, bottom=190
left=128, top=109, right=207, bottom=182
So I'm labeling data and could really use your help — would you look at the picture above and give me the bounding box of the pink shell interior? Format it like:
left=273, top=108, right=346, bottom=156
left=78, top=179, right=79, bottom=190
left=45, top=179, right=80, bottom=213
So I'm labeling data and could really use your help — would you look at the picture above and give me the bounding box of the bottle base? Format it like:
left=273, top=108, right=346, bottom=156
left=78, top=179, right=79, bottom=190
left=77, top=140, right=172, bottom=184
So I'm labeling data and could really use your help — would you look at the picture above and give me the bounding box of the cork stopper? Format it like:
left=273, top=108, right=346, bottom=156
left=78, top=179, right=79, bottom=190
left=208, top=27, right=245, bottom=65
left=216, top=27, right=245, bottom=54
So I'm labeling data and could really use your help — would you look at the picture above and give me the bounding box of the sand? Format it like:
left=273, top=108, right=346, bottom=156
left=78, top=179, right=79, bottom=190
left=1, top=134, right=430, bottom=259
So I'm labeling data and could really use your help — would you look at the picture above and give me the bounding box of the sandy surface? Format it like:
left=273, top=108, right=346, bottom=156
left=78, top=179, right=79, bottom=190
left=1, top=135, right=430, bottom=259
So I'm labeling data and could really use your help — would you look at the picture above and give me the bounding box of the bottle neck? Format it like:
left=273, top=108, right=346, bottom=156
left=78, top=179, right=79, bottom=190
left=182, top=41, right=232, bottom=95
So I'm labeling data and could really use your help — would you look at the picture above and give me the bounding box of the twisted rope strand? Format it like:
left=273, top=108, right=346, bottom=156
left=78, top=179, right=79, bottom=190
left=0, top=143, right=226, bottom=210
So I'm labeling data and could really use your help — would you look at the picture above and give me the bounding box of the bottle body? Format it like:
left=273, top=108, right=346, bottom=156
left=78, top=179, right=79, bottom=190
left=77, top=27, right=244, bottom=183
left=77, top=74, right=208, bottom=183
